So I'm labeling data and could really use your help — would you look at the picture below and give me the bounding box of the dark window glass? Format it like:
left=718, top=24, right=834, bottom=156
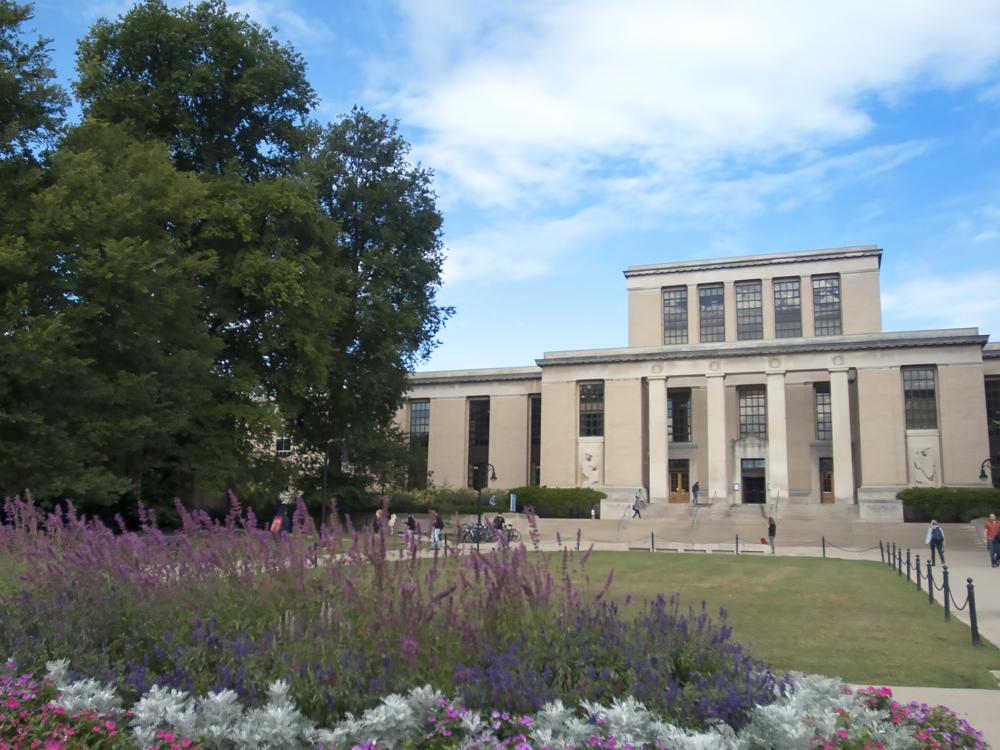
left=275, top=436, right=292, bottom=457
left=819, top=457, right=834, bottom=493
left=662, top=286, right=688, bottom=344
left=813, top=275, right=842, bottom=336
left=903, top=367, right=937, bottom=429
left=773, top=278, right=802, bottom=338
left=668, top=389, right=692, bottom=442
left=815, top=383, right=831, bottom=440
left=735, top=281, right=763, bottom=340
left=738, top=386, right=767, bottom=438
left=408, top=400, right=430, bottom=489
left=699, top=284, right=725, bottom=342
left=529, top=394, right=542, bottom=485
left=467, top=398, right=490, bottom=487
left=987, top=378, right=1000, bottom=436
left=579, top=382, right=604, bottom=437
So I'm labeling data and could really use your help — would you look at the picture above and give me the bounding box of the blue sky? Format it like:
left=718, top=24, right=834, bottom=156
left=25, top=0, right=1000, bottom=372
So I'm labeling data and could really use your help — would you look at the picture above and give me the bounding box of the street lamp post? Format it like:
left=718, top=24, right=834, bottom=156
left=979, top=457, right=997, bottom=483
left=473, top=462, right=497, bottom=552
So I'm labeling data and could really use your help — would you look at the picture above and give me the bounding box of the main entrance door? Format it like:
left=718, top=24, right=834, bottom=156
left=741, top=458, right=766, bottom=504
left=819, top=457, right=834, bottom=504
left=668, top=459, right=689, bottom=503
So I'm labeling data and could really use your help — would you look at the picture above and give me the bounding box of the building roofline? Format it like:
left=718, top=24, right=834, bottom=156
left=536, top=328, right=987, bottom=367
left=984, top=342, right=1000, bottom=359
left=623, top=245, right=882, bottom=279
left=409, top=366, right=542, bottom=385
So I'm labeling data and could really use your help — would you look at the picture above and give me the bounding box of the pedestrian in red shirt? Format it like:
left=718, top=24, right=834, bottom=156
left=985, top=513, right=1000, bottom=567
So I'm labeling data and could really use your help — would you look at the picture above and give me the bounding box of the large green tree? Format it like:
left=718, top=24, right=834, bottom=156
left=0, top=1, right=449, bottom=513
left=294, top=109, right=450, bottom=496
left=0, top=0, right=66, bottom=232
left=75, top=0, right=316, bottom=178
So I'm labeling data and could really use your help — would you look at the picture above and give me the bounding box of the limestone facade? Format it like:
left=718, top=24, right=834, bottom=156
left=399, top=246, right=1000, bottom=519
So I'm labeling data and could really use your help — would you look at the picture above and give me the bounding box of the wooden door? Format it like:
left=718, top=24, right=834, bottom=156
left=668, top=459, right=690, bottom=503
left=819, top=457, right=834, bottom=504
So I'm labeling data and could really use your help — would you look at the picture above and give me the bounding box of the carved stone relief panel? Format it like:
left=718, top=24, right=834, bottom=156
left=905, top=432, right=941, bottom=487
left=578, top=440, right=604, bottom=487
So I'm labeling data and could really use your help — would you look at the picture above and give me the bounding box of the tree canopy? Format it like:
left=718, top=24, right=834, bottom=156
left=0, top=0, right=449, bottom=516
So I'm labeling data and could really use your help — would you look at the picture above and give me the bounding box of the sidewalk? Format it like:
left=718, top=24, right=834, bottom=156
left=462, top=515, right=1000, bottom=745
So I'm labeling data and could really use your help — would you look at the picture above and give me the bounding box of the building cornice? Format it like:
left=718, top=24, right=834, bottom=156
left=623, top=245, right=881, bottom=279
left=536, top=329, right=988, bottom=368
left=409, top=366, right=542, bottom=386
left=984, top=343, right=1000, bottom=359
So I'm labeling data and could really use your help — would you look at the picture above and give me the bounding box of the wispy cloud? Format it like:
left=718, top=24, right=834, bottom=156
left=882, top=272, right=1000, bottom=335
left=383, top=0, right=1000, bottom=214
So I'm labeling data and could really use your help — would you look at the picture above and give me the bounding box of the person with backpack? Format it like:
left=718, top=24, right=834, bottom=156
left=767, top=516, right=777, bottom=555
left=984, top=513, right=1000, bottom=567
left=926, top=520, right=945, bottom=566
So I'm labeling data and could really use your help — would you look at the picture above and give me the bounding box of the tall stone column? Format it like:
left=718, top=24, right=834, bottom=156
left=647, top=376, right=668, bottom=502
left=830, top=367, right=855, bottom=503
left=766, top=371, right=789, bottom=502
left=706, top=374, right=727, bottom=503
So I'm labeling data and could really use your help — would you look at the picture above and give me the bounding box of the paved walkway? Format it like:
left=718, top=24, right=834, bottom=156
left=443, top=514, right=1000, bottom=745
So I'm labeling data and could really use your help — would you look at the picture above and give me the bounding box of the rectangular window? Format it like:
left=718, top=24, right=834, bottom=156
left=735, top=281, right=763, bottom=340
left=667, top=389, right=692, bottom=442
left=987, top=378, right=1000, bottom=436
left=662, top=286, right=688, bottom=344
left=738, top=386, right=767, bottom=438
left=813, top=275, right=842, bottom=336
left=815, top=383, right=832, bottom=440
left=467, top=397, right=490, bottom=487
left=408, top=400, right=430, bottom=489
left=903, top=367, right=937, bottom=429
left=275, top=436, right=292, bottom=457
left=529, top=394, right=542, bottom=485
left=773, top=278, right=802, bottom=338
left=699, top=284, right=725, bottom=342
left=579, top=381, right=604, bottom=437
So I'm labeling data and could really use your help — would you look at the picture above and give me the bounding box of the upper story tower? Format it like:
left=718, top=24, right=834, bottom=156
left=624, top=245, right=883, bottom=348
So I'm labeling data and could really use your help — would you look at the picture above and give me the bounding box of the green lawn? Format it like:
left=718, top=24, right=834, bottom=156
left=578, top=552, right=1000, bottom=689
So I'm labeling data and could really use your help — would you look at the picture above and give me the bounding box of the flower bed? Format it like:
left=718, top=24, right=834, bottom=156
left=0, top=662, right=989, bottom=749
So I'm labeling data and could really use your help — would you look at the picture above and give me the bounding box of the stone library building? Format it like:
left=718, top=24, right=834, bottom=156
left=398, top=246, right=1000, bottom=520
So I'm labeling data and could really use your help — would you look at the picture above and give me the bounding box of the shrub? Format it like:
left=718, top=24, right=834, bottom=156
left=897, top=487, right=1000, bottom=523
left=508, top=486, right=605, bottom=518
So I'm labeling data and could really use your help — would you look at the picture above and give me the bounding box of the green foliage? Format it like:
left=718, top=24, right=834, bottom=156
left=897, top=486, right=1000, bottom=523
left=508, top=485, right=606, bottom=517
left=0, top=2, right=450, bottom=514
left=75, top=0, right=316, bottom=178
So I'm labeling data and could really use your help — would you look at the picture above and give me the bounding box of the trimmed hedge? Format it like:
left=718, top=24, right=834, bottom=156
left=897, top=487, right=1000, bottom=523
left=380, top=486, right=606, bottom=518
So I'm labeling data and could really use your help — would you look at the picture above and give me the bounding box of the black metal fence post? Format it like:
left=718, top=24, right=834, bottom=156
left=879, top=540, right=885, bottom=563
left=822, top=535, right=826, bottom=558
left=897, top=548, right=902, bottom=576
left=906, top=548, right=911, bottom=582
left=943, top=565, right=950, bottom=622
left=968, top=578, right=982, bottom=646
left=651, top=531, right=654, bottom=552
left=735, top=534, right=740, bottom=555
left=890, top=542, right=896, bottom=567
left=915, top=554, right=922, bottom=592
left=444, top=533, right=448, bottom=558
left=927, top=560, right=934, bottom=604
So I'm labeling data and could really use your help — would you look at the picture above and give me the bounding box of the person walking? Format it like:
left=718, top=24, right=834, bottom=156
left=631, top=496, right=642, bottom=519
left=984, top=513, right=1000, bottom=567
left=692, top=481, right=700, bottom=504
left=372, top=508, right=382, bottom=533
left=926, top=520, right=945, bottom=566
left=431, top=510, right=444, bottom=550
left=767, top=516, right=777, bottom=555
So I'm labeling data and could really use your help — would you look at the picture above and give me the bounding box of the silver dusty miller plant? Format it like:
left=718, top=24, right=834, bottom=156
left=39, top=663, right=933, bottom=750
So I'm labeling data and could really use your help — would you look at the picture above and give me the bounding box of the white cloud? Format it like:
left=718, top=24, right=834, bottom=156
left=882, top=272, right=1000, bottom=335
left=229, top=0, right=333, bottom=48
left=380, top=0, right=1000, bottom=212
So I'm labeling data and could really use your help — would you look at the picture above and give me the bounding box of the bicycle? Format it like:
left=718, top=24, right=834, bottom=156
left=460, top=523, right=493, bottom=543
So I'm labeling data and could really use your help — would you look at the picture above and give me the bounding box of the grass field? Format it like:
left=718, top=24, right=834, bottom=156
left=577, top=552, right=1000, bottom=689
